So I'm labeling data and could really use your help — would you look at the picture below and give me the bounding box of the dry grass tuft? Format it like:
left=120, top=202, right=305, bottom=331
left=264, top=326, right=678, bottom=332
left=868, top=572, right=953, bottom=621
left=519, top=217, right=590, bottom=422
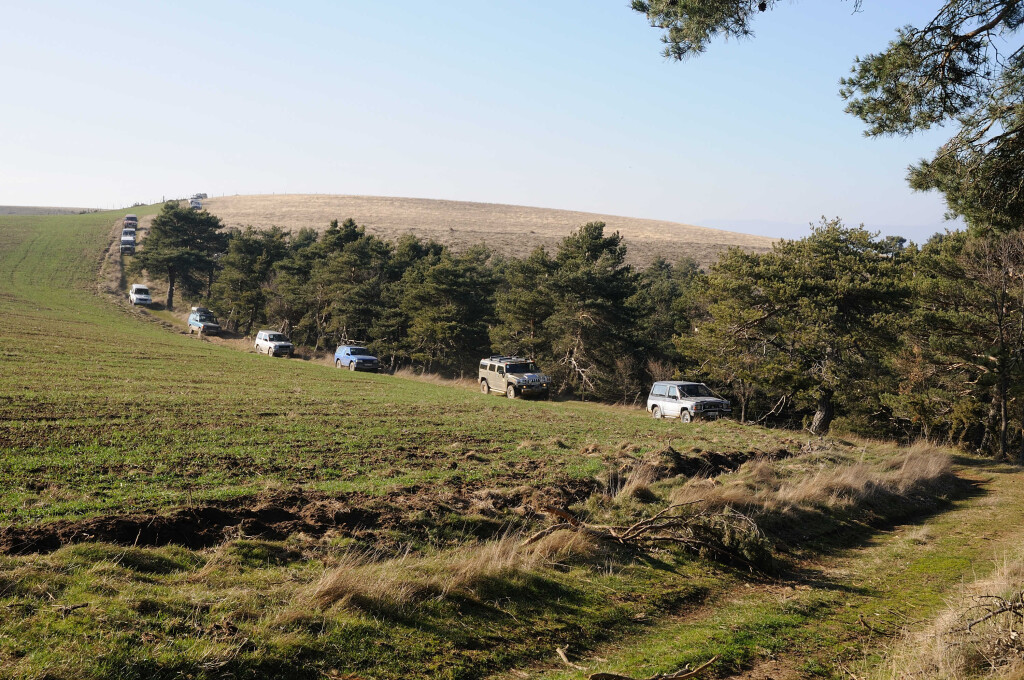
left=666, top=441, right=955, bottom=538
left=875, top=552, right=1024, bottom=680
left=308, top=531, right=596, bottom=612
left=391, top=367, right=477, bottom=390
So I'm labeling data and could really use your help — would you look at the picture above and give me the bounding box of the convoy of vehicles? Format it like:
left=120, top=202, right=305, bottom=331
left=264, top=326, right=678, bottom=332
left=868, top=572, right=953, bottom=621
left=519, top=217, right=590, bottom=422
left=187, top=307, right=221, bottom=335
left=118, top=203, right=725, bottom=419
left=120, top=214, right=138, bottom=254
left=479, top=356, right=551, bottom=399
left=128, top=284, right=151, bottom=306
left=334, top=345, right=379, bottom=371
left=647, top=381, right=731, bottom=422
left=255, top=330, right=294, bottom=357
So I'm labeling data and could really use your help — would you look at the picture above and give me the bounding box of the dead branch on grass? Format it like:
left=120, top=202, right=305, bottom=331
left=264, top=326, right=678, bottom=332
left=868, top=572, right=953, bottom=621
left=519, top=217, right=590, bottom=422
left=557, top=646, right=586, bottom=670
left=524, top=504, right=767, bottom=570
left=962, top=592, right=1024, bottom=631
left=588, top=654, right=719, bottom=680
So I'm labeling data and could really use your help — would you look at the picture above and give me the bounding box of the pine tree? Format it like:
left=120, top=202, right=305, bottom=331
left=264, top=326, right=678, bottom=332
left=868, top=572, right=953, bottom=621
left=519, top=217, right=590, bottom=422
left=686, top=219, right=909, bottom=433
left=135, top=202, right=227, bottom=310
left=546, top=222, right=640, bottom=400
left=490, top=247, right=555, bottom=360
left=210, top=227, right=289, bottom=335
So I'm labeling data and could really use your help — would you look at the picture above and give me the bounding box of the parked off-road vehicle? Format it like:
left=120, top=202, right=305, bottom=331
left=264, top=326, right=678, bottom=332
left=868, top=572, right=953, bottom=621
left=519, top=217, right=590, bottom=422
left=254, top=330, right=293, bottom=357
left=119, top=234, right=136, bottom=255
left=187, top=307, right=221, bottom=335
left=128, top=284, right=151, bottom=306
left=479, top=356, right=550, bottom=399
left=333, top=345, right=379, bottom=372
left=647, top=381, right=731, bottom=422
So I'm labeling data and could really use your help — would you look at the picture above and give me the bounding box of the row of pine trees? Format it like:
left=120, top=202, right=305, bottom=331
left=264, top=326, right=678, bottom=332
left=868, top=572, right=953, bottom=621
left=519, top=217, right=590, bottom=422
left=133, top=202, right=1024, bottom=461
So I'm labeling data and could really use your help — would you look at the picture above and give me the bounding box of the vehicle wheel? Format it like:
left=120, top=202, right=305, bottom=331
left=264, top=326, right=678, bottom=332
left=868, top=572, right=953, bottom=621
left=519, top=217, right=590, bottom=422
left=652, top=406, right=661, bottom=419
left=188, top=326, right=194, bottom=334
left=506, top=385, right=516, bottom=399
left=335, top=359, right=341, bottom=368
left=349, top=362, right=356, bottom=371
left=480, top=380, right=489, bottom=394
left=680, top=410, right=692, bottom=423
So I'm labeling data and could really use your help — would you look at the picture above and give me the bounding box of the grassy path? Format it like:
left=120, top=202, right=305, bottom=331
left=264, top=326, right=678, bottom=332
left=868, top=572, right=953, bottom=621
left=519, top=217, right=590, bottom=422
left=520, top=457, right=1023, bottom=680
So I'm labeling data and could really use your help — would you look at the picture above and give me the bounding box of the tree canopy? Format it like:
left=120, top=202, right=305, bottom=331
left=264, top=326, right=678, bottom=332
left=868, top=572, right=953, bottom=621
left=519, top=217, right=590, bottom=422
left=135, top=202, right=227, bottom=309
left=632, top=1, right=1024, bottom=232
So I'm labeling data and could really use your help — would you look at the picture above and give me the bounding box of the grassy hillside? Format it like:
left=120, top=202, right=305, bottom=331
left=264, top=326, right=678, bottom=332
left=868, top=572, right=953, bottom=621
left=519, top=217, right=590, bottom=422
left=203, top=194, right=776, bottom=267
left=0, top=209, right=1020, bottom=680
left=0, top=206, right=97, bottom=216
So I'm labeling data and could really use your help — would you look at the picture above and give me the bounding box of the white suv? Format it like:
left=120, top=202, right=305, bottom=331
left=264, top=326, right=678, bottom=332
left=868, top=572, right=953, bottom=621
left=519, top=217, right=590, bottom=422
left=128, top=284, right=152, bottom=306
left=254, top=330, right=294, bottom=357
left=647, top=381, right=731, bottom=422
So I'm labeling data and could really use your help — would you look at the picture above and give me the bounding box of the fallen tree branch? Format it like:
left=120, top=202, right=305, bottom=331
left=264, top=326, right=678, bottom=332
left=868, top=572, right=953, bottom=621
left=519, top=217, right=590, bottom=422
left=963, top=595, right=1024, bottom=631
left=589, top=654, right=719, bottom=680
left=53, top=602, right=89, bottom=618
left=557, top=646, right=586, bottom=671
left=525, top=503, right=768, bottom=570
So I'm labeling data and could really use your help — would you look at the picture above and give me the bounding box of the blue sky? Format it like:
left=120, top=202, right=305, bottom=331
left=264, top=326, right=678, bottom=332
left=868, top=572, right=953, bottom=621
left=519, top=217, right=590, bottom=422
left=1, top=1, right=958, bottom=240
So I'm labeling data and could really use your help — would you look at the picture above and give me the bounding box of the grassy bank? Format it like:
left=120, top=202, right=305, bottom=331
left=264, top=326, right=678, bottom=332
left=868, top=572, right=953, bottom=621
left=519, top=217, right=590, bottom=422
left=0, top=210, right=1011, bottom=679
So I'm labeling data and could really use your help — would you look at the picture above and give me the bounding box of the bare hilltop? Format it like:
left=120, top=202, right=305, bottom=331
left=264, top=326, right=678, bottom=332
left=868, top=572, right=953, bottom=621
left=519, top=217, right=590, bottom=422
left=203, top=194, right=775, bottom=267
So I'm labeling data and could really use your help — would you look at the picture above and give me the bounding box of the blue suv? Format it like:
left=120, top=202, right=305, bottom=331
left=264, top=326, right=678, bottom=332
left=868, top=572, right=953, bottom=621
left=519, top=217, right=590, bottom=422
left=334, top=345, right=379, bottom=372
left=187, top=307, right=221, bottom=335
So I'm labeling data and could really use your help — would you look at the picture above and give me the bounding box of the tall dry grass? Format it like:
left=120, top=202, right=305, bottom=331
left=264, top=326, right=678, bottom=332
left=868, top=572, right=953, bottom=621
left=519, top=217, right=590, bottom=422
left=308, top=529, right=597, bottom=611
left=391, top=366, right=478, bottom=391
left=874, top=551, right=1024, bottom=680
left=203, top=194, right=776, bottom=268
left=667, top=442, right=955, bottom=537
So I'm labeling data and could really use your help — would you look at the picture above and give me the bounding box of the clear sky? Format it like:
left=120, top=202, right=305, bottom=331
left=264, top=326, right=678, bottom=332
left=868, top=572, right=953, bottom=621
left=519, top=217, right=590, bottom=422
left=1, top=1, right=960, bottom=241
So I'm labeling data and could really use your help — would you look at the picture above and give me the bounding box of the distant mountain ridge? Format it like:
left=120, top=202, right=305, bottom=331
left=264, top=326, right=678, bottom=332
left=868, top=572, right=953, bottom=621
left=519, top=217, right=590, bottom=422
left=203, top=194, right=776, bottom=267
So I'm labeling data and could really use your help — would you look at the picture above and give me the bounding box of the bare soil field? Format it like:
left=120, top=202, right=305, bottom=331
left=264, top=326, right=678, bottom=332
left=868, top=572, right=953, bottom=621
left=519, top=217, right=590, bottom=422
left=203, top=194, right=776, bottom=267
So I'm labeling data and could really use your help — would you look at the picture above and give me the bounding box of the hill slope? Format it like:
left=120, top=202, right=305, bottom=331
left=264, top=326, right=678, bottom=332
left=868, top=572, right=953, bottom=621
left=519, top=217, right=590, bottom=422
left=203, top=194, right=776, bottom=267
left=1, top=210, right=1020, bottom=680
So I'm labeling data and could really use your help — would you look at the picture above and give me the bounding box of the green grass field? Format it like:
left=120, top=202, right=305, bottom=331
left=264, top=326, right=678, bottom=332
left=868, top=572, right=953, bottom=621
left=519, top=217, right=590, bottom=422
left=1, top=209, right=1021, bottom=679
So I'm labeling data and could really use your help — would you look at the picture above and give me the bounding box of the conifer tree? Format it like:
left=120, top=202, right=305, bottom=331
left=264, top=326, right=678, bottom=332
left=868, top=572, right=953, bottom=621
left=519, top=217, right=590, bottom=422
left=211, top=226, right=288, bottom=334
left=546, top=222, right=640, bottom=400
left=490, top=247, right=555, bottom=360
left=136, top=201, right=227, bottom=310
left=686, top=219, right=909, bottom=433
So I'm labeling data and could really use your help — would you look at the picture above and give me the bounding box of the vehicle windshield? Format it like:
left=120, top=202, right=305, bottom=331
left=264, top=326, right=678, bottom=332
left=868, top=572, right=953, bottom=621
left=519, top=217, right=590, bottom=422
left=679, top=384, right=714, bottom=398
left=349, top=347, right=370, bottom=355
left=196, top=312, right=216, bottom=322
left=505, top=362, right=538, bottom=374
left=135, top=287, right=149, bottom=295
left=267, top=333, right=287, bottom=342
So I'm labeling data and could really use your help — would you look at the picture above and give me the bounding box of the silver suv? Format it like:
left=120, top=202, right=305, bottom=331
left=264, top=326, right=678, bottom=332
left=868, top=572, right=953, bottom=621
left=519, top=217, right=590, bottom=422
left=479, top=356, right=550, bottom=399
left=647, top=381, right=731, bottom=422
left=254, top=330, right=294, bottom=357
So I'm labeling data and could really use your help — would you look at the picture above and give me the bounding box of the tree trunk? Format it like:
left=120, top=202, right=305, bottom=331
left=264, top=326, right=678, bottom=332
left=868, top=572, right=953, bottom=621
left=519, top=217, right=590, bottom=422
left=166, top=269, right=176, bottom=310
left=999, top=372, right=1009, bottom=460
left=246, top=304, right=258, bottom=336
left=809, top=388, right=834, bottom=435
